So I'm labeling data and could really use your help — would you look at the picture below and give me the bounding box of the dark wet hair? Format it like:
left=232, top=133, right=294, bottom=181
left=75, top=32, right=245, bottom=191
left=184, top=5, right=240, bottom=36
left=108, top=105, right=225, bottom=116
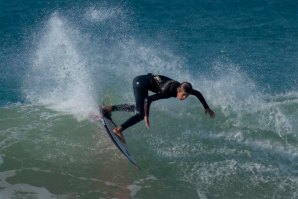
left=180, top=82, right=193, bottom=93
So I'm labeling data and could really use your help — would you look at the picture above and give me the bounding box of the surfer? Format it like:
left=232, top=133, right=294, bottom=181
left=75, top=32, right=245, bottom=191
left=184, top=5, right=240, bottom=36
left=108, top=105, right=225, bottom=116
left=102, top=73, right=215, bottom=142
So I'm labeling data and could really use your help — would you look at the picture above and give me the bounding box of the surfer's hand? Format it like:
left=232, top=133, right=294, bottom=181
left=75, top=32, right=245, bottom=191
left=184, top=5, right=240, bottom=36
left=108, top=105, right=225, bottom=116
left=144, top=116, right=150, bottom=128
left=205, top=108, right=215, bottom=118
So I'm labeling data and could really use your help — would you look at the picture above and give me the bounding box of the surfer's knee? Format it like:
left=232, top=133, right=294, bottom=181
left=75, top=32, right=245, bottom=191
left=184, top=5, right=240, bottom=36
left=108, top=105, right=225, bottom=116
left=135, top=110, right=144, bottom=119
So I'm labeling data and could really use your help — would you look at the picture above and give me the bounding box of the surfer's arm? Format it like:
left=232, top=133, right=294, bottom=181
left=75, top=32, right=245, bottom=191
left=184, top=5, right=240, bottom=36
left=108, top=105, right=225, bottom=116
left=144, top=98, right=151, bottom=129
left=190, top=89, right=209, bottom=109
left=144, top=94, right=167, bottom=129
left=190, top=89, right=215, bottom=118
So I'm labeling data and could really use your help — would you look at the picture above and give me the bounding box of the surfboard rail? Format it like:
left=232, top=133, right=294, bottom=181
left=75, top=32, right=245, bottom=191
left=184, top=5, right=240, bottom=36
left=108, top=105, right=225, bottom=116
left=99, top=106, right=141, bottom=170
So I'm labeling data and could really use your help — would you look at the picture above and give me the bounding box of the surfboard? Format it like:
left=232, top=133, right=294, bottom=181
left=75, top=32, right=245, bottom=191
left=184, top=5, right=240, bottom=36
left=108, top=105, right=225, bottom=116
left=98, top=106, right=140, bottom=170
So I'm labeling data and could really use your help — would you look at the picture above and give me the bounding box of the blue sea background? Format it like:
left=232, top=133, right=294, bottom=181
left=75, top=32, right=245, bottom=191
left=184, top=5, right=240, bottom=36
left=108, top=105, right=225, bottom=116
left=0, top=0, right=297, bottom=198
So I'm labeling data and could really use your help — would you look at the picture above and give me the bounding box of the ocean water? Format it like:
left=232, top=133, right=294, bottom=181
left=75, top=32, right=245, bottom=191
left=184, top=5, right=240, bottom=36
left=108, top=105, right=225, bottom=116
left=1, top=0, right=297, bottom=198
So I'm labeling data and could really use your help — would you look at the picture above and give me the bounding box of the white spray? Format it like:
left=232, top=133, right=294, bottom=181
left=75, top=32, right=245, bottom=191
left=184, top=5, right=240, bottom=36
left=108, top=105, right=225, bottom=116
left=24, top=13, right=97, bottom=120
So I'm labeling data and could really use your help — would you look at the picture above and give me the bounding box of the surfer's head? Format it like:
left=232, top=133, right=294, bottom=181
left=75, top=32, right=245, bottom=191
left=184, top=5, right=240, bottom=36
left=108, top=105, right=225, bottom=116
left=176, top=82, right=192, bottom=100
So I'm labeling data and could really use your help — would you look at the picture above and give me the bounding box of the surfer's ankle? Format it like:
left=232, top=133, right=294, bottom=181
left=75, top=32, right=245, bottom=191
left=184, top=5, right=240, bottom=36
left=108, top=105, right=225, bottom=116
left=113, top=126, right=123, bottom=134
left=101, top=105, right=112, bottom=117
left=113, top=126, right=126, bottom=143
left=102, top=105, right=112, bottom=113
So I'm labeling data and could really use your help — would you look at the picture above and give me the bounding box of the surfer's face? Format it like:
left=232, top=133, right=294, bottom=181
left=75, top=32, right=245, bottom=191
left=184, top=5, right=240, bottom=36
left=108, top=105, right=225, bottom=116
left=176, top=89, right=189, bottom=101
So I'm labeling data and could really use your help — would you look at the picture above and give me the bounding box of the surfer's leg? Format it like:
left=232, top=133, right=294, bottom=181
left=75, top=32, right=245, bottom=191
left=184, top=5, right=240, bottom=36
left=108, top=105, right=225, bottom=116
left=120, top=111, right=144, bottom=131
left=116, top=76, right=149, bottom=132
left=100, top=104, right=135, bottom=118
left=111, top=104, right=135, bottom=112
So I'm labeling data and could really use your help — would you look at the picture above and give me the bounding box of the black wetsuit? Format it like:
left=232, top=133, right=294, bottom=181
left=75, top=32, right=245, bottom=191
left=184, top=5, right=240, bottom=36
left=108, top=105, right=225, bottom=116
left=111, top=74, right=210, bottom=131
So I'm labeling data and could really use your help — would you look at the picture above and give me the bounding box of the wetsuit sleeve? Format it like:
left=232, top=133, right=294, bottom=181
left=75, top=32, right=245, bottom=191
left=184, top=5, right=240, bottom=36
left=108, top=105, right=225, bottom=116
left=190, top=89, right=210, bottom=109
left=144, top=93, right=169, bottom=117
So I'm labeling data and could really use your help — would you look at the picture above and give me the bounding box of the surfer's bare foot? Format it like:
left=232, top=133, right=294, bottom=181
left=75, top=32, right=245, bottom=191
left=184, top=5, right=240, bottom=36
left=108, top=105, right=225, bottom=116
left=101, top=105, right=112, bottom=118
left=113, top=126, right=126, bottom=143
